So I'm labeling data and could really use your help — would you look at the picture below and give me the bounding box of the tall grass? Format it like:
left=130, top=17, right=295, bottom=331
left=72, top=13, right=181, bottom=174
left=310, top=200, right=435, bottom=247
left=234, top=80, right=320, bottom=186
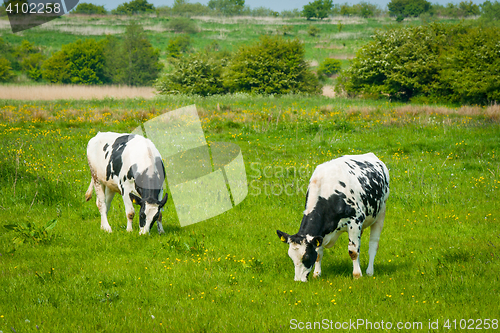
left=0, top=94, right=499, bottom=331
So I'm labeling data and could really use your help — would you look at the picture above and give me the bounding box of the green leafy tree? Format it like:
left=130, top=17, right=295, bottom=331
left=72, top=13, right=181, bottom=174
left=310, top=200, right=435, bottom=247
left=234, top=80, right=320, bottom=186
left=42, top=39, right=106, bottom=84
left=111, top=22, right=163, bottom=86
left=388, top=0, right=431, bottom=20
left=480, top=0, right=500, bottom=25
left=337, top=23, right=500, bottom=105
left=208, top=0, right=245, bottom=16
left=73, top=3, right=107, bottom=14
left=112, top=0, right=154, bottom=15
left=170, top=0, right=211, bottom=16
left=225, top=36, right=321, bottom=95
left=302, top=0, right=332, bottom=20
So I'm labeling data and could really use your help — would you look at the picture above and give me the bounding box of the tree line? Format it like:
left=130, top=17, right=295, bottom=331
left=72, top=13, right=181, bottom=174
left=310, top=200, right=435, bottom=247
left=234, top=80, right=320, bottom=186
left=0, top=22, right=162, bottom=86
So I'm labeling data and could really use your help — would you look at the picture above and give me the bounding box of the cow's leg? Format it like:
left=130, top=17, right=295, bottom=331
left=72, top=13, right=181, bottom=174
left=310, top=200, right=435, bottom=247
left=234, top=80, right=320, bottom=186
left=313, top=231, right=341, bottom=278
left=313, top=246, right=323, bottom=278
left=94, top=181, right=112, bottom=233
left=101, top=186, right=115, bottom=232
left=348, top=223, right=362, bottom=279
left=366, top=208, right=385, bottom=276
left=156, top=211, right=165, bottom=234
left=123, top=192, right=135, bottom=232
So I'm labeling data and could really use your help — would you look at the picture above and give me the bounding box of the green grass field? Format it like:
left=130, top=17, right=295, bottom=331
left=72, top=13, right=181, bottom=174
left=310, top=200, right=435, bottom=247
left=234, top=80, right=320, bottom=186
left=0, top=95, right=499, bottom=331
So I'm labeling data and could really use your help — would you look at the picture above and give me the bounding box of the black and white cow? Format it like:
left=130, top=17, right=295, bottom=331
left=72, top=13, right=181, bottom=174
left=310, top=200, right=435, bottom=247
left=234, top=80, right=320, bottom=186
left=277, top=153, right=389, bottom=281
left=85, top=132, right=168, bottom=235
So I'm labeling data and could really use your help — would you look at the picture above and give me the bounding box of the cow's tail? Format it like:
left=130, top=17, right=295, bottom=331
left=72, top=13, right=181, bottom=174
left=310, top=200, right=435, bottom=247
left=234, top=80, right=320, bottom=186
left=85, top=178, right=94, bottom=202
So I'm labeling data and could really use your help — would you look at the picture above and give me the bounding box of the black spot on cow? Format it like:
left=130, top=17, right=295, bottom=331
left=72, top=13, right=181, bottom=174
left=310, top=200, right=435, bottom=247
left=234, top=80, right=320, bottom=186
left=298, top=193, right=356, bottom=237
left=106, top=134, right=135, bottom=181
left=103, top=143, right=109, bottom=151
left=339, top=181, right=346, bottom=188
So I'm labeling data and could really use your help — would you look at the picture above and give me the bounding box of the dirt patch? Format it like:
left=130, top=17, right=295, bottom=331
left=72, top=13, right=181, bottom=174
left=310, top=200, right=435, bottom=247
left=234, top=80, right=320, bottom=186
left=322, top=85, right=335, bottom=98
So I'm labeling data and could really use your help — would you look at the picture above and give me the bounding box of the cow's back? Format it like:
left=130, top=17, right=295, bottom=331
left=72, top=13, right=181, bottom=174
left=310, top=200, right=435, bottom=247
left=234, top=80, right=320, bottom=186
left=305, top=153, right=389, bottom=222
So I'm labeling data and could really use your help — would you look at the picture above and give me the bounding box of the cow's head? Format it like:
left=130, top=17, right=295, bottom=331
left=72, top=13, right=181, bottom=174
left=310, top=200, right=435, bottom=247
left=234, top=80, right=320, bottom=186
left=277, top=230, right=323, bottom=282
left=130, top=192, right=168, bottom=235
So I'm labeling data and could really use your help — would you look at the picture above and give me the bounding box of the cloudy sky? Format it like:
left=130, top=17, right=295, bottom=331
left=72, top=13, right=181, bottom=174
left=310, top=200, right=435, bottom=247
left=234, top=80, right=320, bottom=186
left=87, top=0, right=488, bottom=12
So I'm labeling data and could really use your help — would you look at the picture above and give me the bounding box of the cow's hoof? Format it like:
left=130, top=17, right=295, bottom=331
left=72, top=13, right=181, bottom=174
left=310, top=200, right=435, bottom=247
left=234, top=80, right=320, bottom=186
left=353, top=272, right=362, bottom=279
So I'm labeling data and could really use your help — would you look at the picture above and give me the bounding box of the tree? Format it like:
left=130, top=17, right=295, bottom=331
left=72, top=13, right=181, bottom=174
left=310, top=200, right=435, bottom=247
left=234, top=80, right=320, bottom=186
left=388, top=0, right=431, bottom=20
left=112, top=0, right=154, bottom=15
left=73, top=3, right=107, bottom=14
left=302, top=0, right=332, bottom=20
left=42, top=39, right=107, bottom=84
left=166, top=35, right=191, bottom=58
left=14, top=40, right=45, bottom=81
left=225, top=36, right=321, bottom=95
left=208, top=0, right=245, bottom=16
left=110, top=22, right=163, bottom=86
left=480, top=0, right=500, bottom=25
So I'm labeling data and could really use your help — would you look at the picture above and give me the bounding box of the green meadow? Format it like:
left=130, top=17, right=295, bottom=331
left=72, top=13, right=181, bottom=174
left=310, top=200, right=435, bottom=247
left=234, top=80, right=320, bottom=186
left=1, top=12, right=499, bottom=332
left=0, top=94, right=499, bottom=331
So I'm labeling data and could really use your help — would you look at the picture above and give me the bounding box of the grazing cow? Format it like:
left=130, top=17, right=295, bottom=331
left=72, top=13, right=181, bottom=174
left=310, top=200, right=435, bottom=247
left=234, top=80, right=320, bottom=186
left=277, top=153, right=389, bottom=281
left=85, top=132, right=168, bottom=235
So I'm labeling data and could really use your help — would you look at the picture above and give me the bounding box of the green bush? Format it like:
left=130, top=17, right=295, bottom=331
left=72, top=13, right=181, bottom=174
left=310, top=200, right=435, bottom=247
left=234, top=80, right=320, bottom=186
left=479, top=0, right=500, bottom=25
left=42, top=39, right=106, bottom=84
left=166, top=17, right=198, bottom=34
left=302, top=0, right=332, bottom=20
left=225, top=36, right=321, bottom=95
left=112, top=0, right=155, bottom=15
left=166, top=35, right=191, bottom=58
left=156, top=51, right=228, bottom=96
left=307, top=25, right=321, bottom=37
left=14, top=40, right=45, bottom=81
left=0, top=57, right=14, bottom=82
left=388, top=0, right=431, bottom=20
left=337, top=23, right=500, bottom=105
left=73, top=2, right=107, bottom=14
left=317, top=58, right=341, bottom=77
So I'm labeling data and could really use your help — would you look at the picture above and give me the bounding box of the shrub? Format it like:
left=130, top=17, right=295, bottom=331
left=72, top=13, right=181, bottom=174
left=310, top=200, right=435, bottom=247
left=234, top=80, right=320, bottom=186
left=0, top=57, right=14, bottom=82
left=317, top=58, right=341, bottom=77
left=156, top=51, right=228, bottom=96
left=14, top=40, right=45, bottom=81
left=73, top=2, right=107, bottom=14
left=337, top=23, right=500, bottom=105
left=42, top=39, right=106, bottom=84
left=166, top=35, right=191, bottom=58
left=225, top=36, right=321, bottom=95
left=112, top=0, right=155, bottom=15
left=302, top=0, right=333, bottom=20
left=388, top=0, right=431, bottom=20
left=166, top=17, right=198, bottom=34
left=307, top=25, right=321, bottom=37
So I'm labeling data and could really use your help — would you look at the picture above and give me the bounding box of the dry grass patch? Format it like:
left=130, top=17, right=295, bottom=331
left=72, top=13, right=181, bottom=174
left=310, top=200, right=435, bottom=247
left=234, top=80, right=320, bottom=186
left=0, top=85, right=156, bottom=101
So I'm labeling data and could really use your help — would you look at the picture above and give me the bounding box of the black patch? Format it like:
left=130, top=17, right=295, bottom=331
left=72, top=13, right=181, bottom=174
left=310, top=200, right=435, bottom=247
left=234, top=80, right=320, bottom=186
left=106, top=134, right=135, bottom=181
left=339, top=181, right=346, bottom=188
left=297, top=193, right=356, bottom=237
left=301, top=244, right=318, bottom=269
left=103, top=143, right=109, bottom=151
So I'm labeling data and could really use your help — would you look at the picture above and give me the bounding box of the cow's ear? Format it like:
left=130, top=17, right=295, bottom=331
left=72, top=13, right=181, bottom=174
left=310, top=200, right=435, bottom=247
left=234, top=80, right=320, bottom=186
left=159, top=192, right=168, bottom=208
left=129, top=193, right=142, bottom=206
left=277, top=230, right=290, bottom=243
left=310, top=236, right=323, bottom=248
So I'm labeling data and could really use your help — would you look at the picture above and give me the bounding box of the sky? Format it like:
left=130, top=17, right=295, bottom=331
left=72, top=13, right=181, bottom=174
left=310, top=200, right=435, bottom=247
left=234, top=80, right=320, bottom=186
left=89, top=0, right=489, bottom=12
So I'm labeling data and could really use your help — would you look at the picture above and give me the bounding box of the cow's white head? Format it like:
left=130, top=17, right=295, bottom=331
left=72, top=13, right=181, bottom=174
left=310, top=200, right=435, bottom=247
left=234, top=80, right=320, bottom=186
left=130, top=192, right=168, bottom=235
left=277, top=230, right=323, bottom=282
